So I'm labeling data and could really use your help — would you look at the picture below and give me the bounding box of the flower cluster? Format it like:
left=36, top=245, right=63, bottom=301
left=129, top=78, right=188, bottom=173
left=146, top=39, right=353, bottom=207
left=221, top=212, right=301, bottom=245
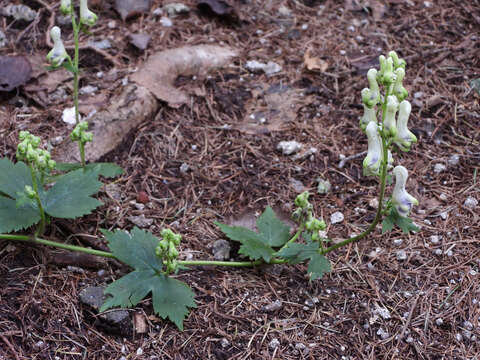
left=16, top=131, right=56, bottom=171
left=70, top=121, right=93, bottom=145
left=293, top=191, right=326, bottom=241
left=155, top=229, right=181, bottom=274
left=359, top=51, right=418, bottom=217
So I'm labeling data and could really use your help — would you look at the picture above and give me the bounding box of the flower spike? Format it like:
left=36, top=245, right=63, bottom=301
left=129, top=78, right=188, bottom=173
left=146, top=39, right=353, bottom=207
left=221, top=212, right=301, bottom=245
left=394, top=100, right=417, bottom=152
left=392, top=166, right=418, bottom=217
left=363, top=122, right=383, bottom=177
left=46, top=26, right=69, bottom=67
left=80, top=0, right=97, bottom=26
left=384, top=95, right=398, bottom=137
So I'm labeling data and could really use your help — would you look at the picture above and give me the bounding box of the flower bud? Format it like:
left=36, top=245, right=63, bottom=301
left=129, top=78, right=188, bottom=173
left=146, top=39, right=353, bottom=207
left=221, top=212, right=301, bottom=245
left=24, top=185, right=36, bottom=199
left=48, top=159, right=56, bottom=170
left=394, top=100, right=417, bottom=152
left=80, top=0, right=97, bottom=26
left=380, top=57, right=395, bottom=86
left=294, top=191, right=310, bottom=209
left=388, top=51, right=406, bottom=70
left=47, top=26, right=69, bottom=67
left=392, top=165, right=418, bottom=217
left=365, top=69, right=380, bottom=107
left=393, top=68, right=408, bottom=102
left=80, top=132, right=93, bottom=144
left=384, top=95, right=398, bottom=137
left=19, top=131, right=29, bottom=141
left=60, top=0, right=72, bottom=15
left=359, top=102, right=377, bottom=132
left=363, top=122, right=383, bottom=176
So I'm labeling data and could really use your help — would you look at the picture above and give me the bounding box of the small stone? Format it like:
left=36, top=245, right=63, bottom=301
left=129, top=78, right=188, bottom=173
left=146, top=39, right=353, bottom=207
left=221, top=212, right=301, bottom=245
left=430, top=235, right=441, bottom=244
left=424, top=1, right=432, bottom=8
left=269, top=338, right=280, bottom=350
left=159, top=17, right=173, bottom=27
left=33, top=340, right=47, bottom=350
left=277, top=141, right=302, bottom=155
left=212, top=239, right=231, bottom=260
left=56, top=14, right=71, bottom=25
left=376, top=328, right=389, bottom=340
left=245, top=60, right=282, bottom=75
left=414, top=91, right=424, bottom=99
left=88, top=39, right=112, bottom=50
left=469, top=269, right=477, bottom=276
left=462, top=329, right=472, bottom=340
left=434, top=249, right=442, bottom=255
left=129, top=33, right=151, bottom=51
left=317, top=178, right=331, bottom=194
left=405, top=336, right=414, bottom=343
left=434, top=163, right=446, bottom=173
left=330, top=211, right=344, bottom=224
left=446, top=249, right=453, bottom=257
left=301, top=24, right=308, bottom=30
left=263, top=61, right=282, bottom=75
left=440, top=211, right=448, bottom=220
left=106, top=183, right=123, bottom=201
left=152, top=8, right=163, bottom=16
left=290, top=178, right=305, bottom=192
left=179, top=163, right=190, bottom=174
left=295, top=343, right=307, bottom=351
left=97, top=269, right=106, bottom=277
left=262, top=300, right=282, bottom=313
left=108, top=20, right=117, bottom=29
left=374, top=305, right=391, bottom=320
left=79, top=85, right=98, bottom=95
left=393, top=239, right=403, bottom=246
left=0, top=30, right=7, bottom=48
left=396, top=250, right=407, bottom=261
left=369, top=198, right=379, bottom=209
left=50, top=136, right=63, bottom=146
left=128, top=214, right=154, bottom=228
left=2, top=4, right=37, bottom=22
left=163, top=3, right=190, bottom=17
left=220, top=338, right=230, bottom=348
left=62, top=106, right=77, bottom=125
left=463, top=320, right=473, bottom=330
left=464, top=196, right=478, bottom=209
left=136, top=348, right=143, bottom=356
left=448, top=154, right=460, bottom=166
left=455, top=333, right=463, bottom=342
left=278, top=5, right=291, bottom=16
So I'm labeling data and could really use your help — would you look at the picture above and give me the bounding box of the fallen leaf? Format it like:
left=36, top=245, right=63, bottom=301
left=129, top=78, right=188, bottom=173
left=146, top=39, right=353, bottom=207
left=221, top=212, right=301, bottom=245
left=303, top=49, right=328, bottom=72
left=129, top=33, right=151, bottom=51
left=115, top=0, right=151, bottom=21
left=197, top=0, right=235, bottom=16
left=0, top=56, right=32, bottom=92
left=130, top=45, right=238, bottom=108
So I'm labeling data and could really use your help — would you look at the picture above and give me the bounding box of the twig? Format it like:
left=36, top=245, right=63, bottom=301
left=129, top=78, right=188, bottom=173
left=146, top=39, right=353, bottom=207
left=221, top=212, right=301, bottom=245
left=338, top=151, right=367, bottom=168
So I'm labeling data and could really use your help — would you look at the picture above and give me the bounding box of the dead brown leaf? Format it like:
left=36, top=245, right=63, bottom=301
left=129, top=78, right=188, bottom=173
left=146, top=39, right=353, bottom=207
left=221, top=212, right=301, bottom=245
left=303, top=48, right=328, bottom=72
left=0, top=55, right=32, bottom=92
left=130, top=45, right=238, bottom=108
left=115, top=0, right=151, bottom=21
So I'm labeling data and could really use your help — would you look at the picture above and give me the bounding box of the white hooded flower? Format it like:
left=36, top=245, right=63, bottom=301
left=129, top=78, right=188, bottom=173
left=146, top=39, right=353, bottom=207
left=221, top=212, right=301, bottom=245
left=392, top=165, right=418, bottom=217
left=361, top=69, right=380, bottom=108
left=46, top=26, right=68, bottom=67
left=393, top=67, right=408, bottom=102
left=363, top=122, right=383, bottom=176
left=394, top=100, right=417, bottom=152
left=80, top=0, right=97, bottom=26
left=359, top=99, right=377, bottom=132
left=384, top=95, right=398, bottom=137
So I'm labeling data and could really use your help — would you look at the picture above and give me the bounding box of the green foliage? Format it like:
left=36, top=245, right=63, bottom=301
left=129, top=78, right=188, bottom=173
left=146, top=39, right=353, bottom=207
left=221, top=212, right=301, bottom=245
left=382, top=207, right=419, bottom=234
left=215, top=207, right=291, bottom=262
left=101, top=228, right=196, bottom=330
left=55, top=162, right=123, bottom=178
left=276, top=233, right=331, bottom=280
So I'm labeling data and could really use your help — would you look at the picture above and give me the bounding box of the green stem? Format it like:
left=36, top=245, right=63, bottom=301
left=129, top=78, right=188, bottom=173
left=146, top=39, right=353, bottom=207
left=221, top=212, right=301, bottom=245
left=180, top=258, right=287, bottom=267
left=79, top=142, right=86, bottom=169
left=28, top=165, right=46, bottom=237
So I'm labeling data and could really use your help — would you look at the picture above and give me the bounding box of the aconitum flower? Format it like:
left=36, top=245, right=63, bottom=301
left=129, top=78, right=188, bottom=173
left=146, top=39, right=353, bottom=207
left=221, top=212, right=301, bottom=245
left=80, top=0, right=97, bottom=26
left=392, top=165, right=418, bottom=217
left=363, top=122, right=383, bottom=176
left=60, top=0, right=72, bottom=15
left=394, top=100, right=417, bottom=152
left=388, top=51, right=406, bottom=70
left=46, top=26, right=68, bottom=67
left=393, top=67, right=408, bottom=102
left=384, top=95, right=398, bottom=137
left=361, top=69, right=381, bottom=108
left=359, top=100, right=376, bottom=132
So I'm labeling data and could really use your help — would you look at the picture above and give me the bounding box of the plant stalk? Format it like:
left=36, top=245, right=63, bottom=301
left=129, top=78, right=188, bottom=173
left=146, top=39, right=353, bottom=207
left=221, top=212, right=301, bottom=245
left=28, top=165, right=46, bottom=237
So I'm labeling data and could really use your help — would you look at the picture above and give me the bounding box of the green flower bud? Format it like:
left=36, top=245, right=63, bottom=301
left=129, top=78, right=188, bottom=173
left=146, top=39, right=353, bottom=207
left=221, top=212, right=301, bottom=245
left=48, top=159, right=56, bottom=170
left=294, top=191, right=310, bottom=209
left=388, top=51, right=406, bottom=70
left=384, top=95, right=398, bottom=137
left=19, top=131, right=29, bottom=141
left=31, top=135, right=41, bottom=148
left=172, top=233, right=181, bottom=246
left=80, top=0, right=98, bottom=26
left=363, top=122, right=383, bottom=177
left=311, top=232, right=319, bottom=242
left=60, top=0, right=72, bottom=15
left=377, top=55, right=386, bottom=82
left=380, top=57, right=395, bottom=86
left=26, top=144, right=37, bottom=163
left=168, top=244, right=179, bottom=259
left=24, top=185, right=36, bottom=199
left=392, top=165, right=418, bottom=217
left=80, top=132, right=93, bottom=144
left=158, top=239, right=169, bottom=251
left=394, top=100, right=417, bottom=152
left=393, top=68, right=408, bottom=102
left=79, top=121, right=89, bottom=131
left=47, top=26, right=69, bottom=67
left=37, top=155, right=47, bottom=169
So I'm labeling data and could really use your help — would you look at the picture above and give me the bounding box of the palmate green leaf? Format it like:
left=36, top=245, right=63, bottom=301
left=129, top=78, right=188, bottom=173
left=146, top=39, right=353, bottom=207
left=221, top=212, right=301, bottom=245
left=276, top=234, right=331, bottom=280
left=0, top=158, right=32, bottom=198
left=215, top=207, right=290, bottom=262
left=101, top=228, right=197, bottom=330
left=0, top=196, right=40, bottom=233
left=382, top=207, right=419, bottom=234
left=43, top=168, right=103, bottom=218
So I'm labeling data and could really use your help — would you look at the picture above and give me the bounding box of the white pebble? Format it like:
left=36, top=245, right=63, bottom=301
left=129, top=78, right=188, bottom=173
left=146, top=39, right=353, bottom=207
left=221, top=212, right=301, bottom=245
left=330, top=211, right=344, bottom=224
left=376, top=328, right=389, bottom=340
left=396, top=250, right=407, bottom=261
left=430, top=235, right=441, bottom=244
left=393, top=239, right=403, bottom=246
left=159, top=17, right=173, bottom=27
left=448, top=154, right=460, bottom=166
left=434, top=163, right=446, bottom=173
left=435, top=318, right=443, bottom=326
left=464, top=196, right=478, bottom=209
left=269, top=338, right=280, bottom=349
left=277, top=140, right=302, bottom=155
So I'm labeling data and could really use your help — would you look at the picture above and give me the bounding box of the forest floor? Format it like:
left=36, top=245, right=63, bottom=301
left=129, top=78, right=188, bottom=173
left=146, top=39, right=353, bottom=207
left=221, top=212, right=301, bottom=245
left=0, top=0, right=479, bottom=359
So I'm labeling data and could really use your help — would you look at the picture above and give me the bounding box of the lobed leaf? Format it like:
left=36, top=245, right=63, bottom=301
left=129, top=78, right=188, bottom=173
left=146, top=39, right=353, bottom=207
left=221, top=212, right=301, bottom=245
left=382, top=207, right=419, bottom=234
left=101, top=228, right=197, bottom=330
left=0, top=196, right=40, bottom=233
left=0, top=158, right=32, bottom=198
left=55, top=162, right=124, bottom=178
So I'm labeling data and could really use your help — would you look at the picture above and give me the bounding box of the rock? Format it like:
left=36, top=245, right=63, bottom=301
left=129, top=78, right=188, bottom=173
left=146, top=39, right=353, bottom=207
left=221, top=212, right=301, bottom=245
left=0, top=30, right=7, bottom=48
left=79, top=85, right=98, bottom=95
left=220, top=338, right=230, bottom=348
left=393, top=239, right=403, bottom=246
left=430, top=235, right=441, bottom=244
left=277, top=140, right=302, bottom=155
left=88, top=39, right=112, bottom=50
left=374, top=305, right=391, bottom=320
left=163, top=3, right=190, bottom=17
left=290, top=178, right=305, bottom=192
left=79, top=286, right=130, bottom=334
left=464, top=196, right=478, bottom=209
left=108, top=20, right=117, bottom=29
left=245, top=60, right=282, bottom=75
left=330, top=211, right=344, bottom=224
left=263, top=61, right=282, bottom=75
left=278, top=5, right=292, bottom=16
left=396, top=250, right=407, bottom=261
left=268, top=338, right=280, bottom=350
left=212, top=239, right=231, bottom=260
left=316, top=178, right=331, bottom=194
left=368, top=198, right=379, bottom=209
left=62, top=106, right=77, bottom=125
left=448, top=154, right=460, bottom=166
left=2, top=5, right=37, bottom=22
left=376, top=328, right=389, bottom=340
left=435, top=318, right=443, bottom=326
left=440, top=211, right=448, bottom=220
left=434, top=163, right=446, bottom=173
left=262, top=300, right=283, bottom=313
left=128, top=214, right=154, bottom=228
left=159, top=16, right=173, bottom=27
left=129, top=33, right=151, bottom=51
left=179, top=163, right=190, bottom=173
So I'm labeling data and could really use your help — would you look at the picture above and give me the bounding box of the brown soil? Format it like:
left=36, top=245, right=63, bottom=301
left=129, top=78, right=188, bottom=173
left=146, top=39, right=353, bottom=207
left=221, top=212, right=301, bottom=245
left=1, top=0, right=480, bottom=359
